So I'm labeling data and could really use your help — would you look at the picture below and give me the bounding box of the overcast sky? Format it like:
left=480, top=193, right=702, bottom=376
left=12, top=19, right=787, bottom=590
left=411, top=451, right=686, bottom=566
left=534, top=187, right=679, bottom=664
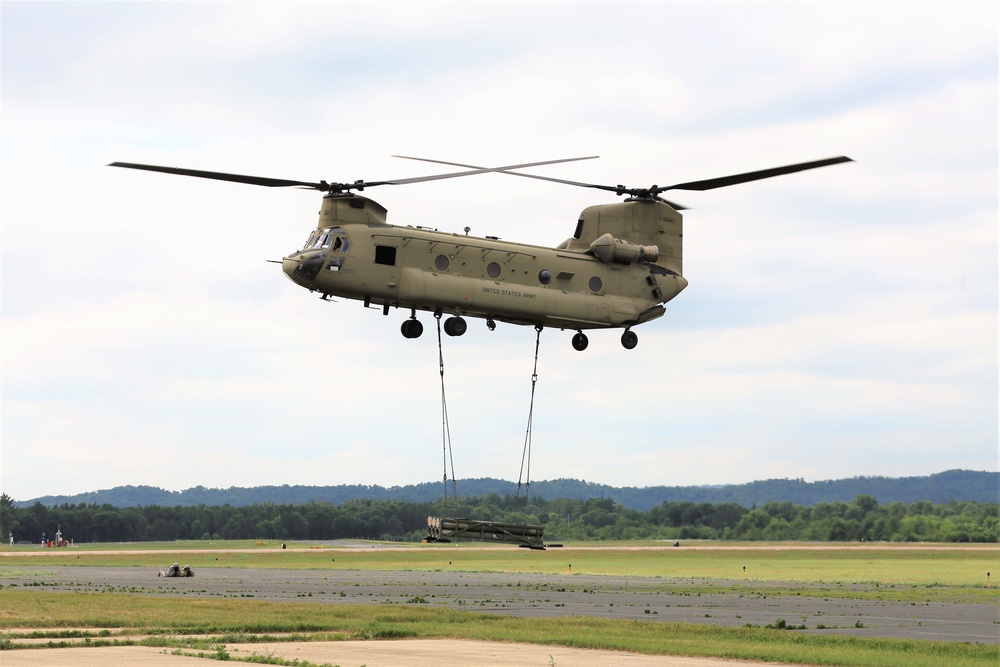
left=2, top=2, right=996, bottom=502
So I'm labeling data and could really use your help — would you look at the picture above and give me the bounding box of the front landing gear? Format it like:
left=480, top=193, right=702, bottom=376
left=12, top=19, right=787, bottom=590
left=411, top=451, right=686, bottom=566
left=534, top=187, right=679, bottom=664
left=571, top=331, right=589, bottom=351
left=401, top=313, right=423, bottom=339
left=621, top=329, right=638, bottom=350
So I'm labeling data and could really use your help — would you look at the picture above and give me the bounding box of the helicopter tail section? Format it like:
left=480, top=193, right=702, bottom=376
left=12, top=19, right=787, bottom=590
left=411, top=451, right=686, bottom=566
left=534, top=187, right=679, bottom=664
left=568, top=200, right=683, bottom=276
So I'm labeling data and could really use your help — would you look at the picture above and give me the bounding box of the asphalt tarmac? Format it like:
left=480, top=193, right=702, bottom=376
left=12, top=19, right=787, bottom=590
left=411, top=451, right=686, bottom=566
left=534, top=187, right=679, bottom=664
left=4, top=564, right=997, bottom=644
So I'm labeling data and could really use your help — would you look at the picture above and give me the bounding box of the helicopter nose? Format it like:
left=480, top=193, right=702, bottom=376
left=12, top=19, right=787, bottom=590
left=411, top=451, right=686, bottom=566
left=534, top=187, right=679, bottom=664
left=282, top=250, right=325, bottom=287
left=281, top=256, right=300, bottom=282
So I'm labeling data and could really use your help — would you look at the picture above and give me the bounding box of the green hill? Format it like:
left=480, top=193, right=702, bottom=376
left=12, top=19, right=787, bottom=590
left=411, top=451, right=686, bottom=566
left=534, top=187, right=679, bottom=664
left=14, top=469, right=997, bottom=510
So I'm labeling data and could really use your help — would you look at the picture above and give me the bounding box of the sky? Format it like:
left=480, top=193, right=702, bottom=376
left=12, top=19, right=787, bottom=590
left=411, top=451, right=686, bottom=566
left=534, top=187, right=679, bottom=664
left=1, top=2, right=996, bottom=502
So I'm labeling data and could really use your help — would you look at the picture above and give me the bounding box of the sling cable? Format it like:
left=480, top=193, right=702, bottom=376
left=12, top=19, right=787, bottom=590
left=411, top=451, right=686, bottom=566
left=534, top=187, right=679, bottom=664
left=516, top=325, right=543, bottom=499
left=434, top=312, right=458, bottom=504
left=425, top=319, right=549, bottom=549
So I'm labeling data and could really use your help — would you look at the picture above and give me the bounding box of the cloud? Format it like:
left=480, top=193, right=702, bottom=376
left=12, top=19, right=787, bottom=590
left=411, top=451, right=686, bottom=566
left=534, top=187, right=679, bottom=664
left=1, top=2, right=995, bottom=499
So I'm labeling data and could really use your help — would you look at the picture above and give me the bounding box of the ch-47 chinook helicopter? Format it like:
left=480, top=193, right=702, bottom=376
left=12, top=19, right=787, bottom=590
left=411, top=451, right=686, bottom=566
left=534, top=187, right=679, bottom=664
left=109, top=155, right=852, bottom=351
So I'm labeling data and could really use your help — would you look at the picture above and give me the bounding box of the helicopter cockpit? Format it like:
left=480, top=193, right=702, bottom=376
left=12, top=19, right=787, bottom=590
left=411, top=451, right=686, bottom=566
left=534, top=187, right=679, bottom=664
left=300, top=226, right=350, bottom=272
left=304, top=226, right=350, bottom=254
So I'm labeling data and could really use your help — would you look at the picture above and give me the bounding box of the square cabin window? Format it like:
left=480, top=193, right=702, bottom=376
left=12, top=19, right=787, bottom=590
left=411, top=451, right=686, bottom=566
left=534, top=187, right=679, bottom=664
left=375, top=245, right=397, bottom=266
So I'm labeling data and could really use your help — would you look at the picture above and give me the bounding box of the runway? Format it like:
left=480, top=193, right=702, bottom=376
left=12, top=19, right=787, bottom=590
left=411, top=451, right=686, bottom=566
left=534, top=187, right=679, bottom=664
left=3, top=565, right=997, bottom=644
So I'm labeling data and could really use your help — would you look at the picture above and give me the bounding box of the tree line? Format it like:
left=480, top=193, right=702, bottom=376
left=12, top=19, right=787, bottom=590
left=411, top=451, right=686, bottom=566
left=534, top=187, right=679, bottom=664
left=2, top=492, right=997, bottom=545
left=18, top=470, right=999, bottom=511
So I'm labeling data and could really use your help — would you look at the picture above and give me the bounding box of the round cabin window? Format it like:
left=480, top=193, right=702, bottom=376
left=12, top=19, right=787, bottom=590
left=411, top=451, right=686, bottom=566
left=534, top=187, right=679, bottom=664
left=589, top=276, right=603, bottom=292
left=487, top=262, right=501, bottom=278
left=538, top=269, right=552, bottom=285
left=435, top=255, right=450, bottom=271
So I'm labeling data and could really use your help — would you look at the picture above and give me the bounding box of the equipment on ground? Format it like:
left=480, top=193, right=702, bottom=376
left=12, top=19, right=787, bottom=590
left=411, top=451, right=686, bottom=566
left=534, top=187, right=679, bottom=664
left=426, top=516, right=545, bottom=549
left=159, top=563, right=194, bottom=577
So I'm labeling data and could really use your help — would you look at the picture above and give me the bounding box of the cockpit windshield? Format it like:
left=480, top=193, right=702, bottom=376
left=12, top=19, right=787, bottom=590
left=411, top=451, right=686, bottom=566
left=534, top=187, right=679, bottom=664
left=303, top=226, right=349, bottom=253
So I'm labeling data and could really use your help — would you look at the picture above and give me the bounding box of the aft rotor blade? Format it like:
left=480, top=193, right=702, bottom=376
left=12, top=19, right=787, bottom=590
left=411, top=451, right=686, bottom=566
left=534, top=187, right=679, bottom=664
left=394, top=155, right=609, bottom=190
left=394, top=155, right=688, bottom=209
left=660, top=156, right=854, bottom=192
left=396, top=154, right=853, bottom=205
left=370, top=156, right=599, bottom=187
left=392, top=155, right=598, bottom=172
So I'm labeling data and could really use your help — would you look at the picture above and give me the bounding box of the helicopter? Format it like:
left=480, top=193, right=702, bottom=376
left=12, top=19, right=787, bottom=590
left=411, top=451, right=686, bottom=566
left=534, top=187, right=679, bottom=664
left=109, top=155, right=852, bottom=351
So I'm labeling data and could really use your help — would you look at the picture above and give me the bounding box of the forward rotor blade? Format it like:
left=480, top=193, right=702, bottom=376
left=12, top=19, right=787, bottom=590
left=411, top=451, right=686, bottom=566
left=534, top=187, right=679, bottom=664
left=110, top=156, right=601, bottom=193
left=108, top=162, right=328, bottom=189
left=660, top=156, right=854, bottom=192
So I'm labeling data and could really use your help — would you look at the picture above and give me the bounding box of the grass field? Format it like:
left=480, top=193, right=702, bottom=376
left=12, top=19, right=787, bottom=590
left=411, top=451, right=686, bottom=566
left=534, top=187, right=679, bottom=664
left=3, top=540, right=996, bottom=599
left=2, top=541, right=998, bottom=666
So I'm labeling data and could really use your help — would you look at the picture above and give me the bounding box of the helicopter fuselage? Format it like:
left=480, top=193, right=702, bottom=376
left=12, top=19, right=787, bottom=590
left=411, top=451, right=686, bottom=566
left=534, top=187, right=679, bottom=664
left=281, top=193, right=688, bottom=344
left=110, top=154, right=850, bottom=349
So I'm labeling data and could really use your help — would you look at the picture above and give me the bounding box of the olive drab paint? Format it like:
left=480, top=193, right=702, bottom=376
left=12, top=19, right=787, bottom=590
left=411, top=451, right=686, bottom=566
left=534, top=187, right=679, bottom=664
left=282, top=193, right=687, bottom=336
left=109, top=155, right=851, bottom=351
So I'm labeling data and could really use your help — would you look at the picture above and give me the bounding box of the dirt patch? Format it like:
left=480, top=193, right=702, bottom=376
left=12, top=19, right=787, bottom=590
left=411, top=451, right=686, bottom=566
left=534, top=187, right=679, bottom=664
left=1, top=638, right=809, bottom=666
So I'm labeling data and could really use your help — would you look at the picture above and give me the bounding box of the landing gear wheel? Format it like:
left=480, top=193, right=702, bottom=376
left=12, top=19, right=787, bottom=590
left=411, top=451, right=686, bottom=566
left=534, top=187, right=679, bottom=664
left=443, top=316, right=467, bottom=337
left=486, top=318, right=497, bottom=331
left=571, top=331, right=589, bottom=351
left=621, top=329, right=638, bottom=350
left=401, top=319, right=423, bottom=339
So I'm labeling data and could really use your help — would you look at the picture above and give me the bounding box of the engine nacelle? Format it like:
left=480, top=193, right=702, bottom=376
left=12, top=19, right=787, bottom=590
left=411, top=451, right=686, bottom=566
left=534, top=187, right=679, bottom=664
left=588, top=233, right=659, bottom=265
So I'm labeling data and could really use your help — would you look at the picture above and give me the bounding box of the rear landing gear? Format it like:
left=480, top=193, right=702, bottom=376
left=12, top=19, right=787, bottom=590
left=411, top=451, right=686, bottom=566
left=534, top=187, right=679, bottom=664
left=443, top=316, right=467, bottom=337
left=621, top=329, right=638, bottom=350
left=571, top=331, right=589, bottom=351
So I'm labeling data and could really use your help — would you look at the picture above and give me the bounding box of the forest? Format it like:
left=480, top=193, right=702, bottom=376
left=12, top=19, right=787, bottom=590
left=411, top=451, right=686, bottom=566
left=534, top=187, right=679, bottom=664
left=17, top=470, right=999, bottom=510
left=2, top=492, right=997, bottom=545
